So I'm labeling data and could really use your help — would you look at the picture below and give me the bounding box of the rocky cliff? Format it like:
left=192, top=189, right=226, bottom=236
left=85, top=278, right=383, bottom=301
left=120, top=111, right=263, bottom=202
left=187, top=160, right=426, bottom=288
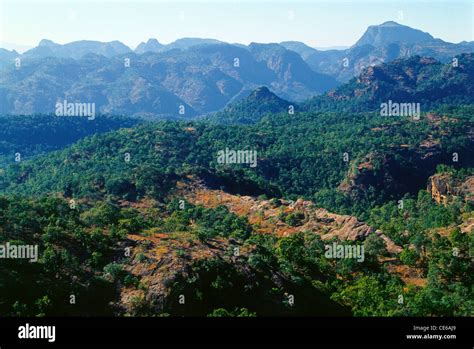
left=427, top=173, right=474, bottom=204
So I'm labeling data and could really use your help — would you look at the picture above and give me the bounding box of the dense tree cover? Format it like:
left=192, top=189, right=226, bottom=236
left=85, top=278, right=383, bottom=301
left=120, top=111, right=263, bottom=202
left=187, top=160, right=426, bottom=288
left=204, top=86, right=294, bottom=125
left=0, top=195, right=124, bottom=316
left=158, top=203, right=350, bottom=316
left=242, top=208, right=473, bottom=316
left=433, top=105, right=474, bottom=122
left=0, top=58, right=472, bottom=316
left=363, top=189, right=474, bottom=316
left=368, top=190, right=465, bottom=246
left=1, top=108, right=472, bottom=221
left=0, top=192, right=342, bottom=316
left=0, top=114, right=140, bottom=166
left=207, top=308, right=257, bottom=317
left=156, top=196, right=472, bottom=316
left=166, top=199, right=252, bottom=241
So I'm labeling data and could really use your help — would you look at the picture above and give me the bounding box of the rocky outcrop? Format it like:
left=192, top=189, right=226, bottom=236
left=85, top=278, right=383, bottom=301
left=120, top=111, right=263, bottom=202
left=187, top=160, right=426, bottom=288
left=117, top=226, right=349, bottom=316
left=337, top=129, right=474, bottom=202
left=427, top=173, right=474, bottom=204
left=178, top=180, right=402, bottom=254
left=117, top=233, right=250, bottom=315
left=427, top=173, right=453, bottom=204
left=114, top=181, right=415, bottom=315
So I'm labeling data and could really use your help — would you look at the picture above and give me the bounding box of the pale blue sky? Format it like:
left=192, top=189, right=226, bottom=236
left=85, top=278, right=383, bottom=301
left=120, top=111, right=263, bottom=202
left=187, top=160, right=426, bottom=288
left=1, top=0, right=473, bottom=51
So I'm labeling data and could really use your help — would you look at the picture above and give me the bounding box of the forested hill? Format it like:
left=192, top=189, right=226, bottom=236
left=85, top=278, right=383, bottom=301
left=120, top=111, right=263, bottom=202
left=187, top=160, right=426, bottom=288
left=1, top=54, right=474, bottom=216
left=206, top=54, right=474, bottom=124
left=1, top=106, right=473, bottom=218
left=303, top=53, right=474, bottom=113
left=0, top=115, right=140, bottom=166
left=205, top=86, right=293, bottom=124
left=0, top=98, right=472, bottom=318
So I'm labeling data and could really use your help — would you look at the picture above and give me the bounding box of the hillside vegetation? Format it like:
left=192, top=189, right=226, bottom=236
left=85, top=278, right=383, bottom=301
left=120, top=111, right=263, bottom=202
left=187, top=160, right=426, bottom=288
left=0, top=54, right=472, bottom=317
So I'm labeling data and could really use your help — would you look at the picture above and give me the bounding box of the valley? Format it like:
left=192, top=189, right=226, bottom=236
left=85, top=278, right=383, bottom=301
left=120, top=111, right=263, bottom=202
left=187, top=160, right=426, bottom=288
left=0, top=18, right=472, bottom=319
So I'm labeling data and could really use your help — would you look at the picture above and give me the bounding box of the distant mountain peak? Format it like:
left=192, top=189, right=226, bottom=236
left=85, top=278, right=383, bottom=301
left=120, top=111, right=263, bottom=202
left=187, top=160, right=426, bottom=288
left=354, top=21, right=435, bottom=48
left=135, top=38, right=164, bottom=53
left=24, top=39, right=131, bottom=59
left=279, top=41, right=319, bottom=59
left=233, top=86, right=290, bottom=111
left=250, top=86, right=277, bottom=100
left=38, top=39, right=57, bottom=47
left=379, top=21, right=403, bottom=27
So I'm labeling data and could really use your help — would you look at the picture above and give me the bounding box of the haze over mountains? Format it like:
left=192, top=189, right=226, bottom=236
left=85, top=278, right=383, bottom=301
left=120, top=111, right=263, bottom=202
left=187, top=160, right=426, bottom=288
left=302, top=53, right=474, bottom=112
left=0, top=21, right=472, bottom=118
left=0, top=12, right=474, bottom=321
left=205, top=52, right=474, bottom=125
left=280, top=21, right=474, bottom=82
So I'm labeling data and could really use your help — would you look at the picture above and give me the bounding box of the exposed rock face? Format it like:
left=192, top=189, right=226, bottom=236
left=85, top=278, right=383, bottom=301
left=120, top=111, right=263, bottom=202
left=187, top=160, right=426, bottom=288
left=458, top=177, right=474, bottom=204
left=427, top=173, right=474, bottom=204
left=117, top=222, right=348, bottom=316
left=135, top=38, right=164, bottom=54
left=178, top=180, right=401, bottom=253
left=337, top=149, right=439, bottom=200
left=116, top=182, right=410, bottom=314
left=118, top=233, right=251, bottom=315
left=427, top=174, right=453, bottom=204
left=338, top=125, right=474, bottom=202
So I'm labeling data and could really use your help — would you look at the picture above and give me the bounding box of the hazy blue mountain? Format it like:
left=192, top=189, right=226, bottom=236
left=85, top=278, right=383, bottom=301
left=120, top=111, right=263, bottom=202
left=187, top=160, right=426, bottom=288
left=135, top=38, right=164, bottom=54
left=0, top=48, right=19, bottom=69
left=23, top=39, right=132, bottom=59
left=288, top=22, right=474, bottom=82
left=12, top=21, right=473, bottom=85
left=314, top=46, right=350, bottom=51
left=3, top=21, right=472, bottom=117
left=353, top=21, right=435, bottom=47
left=23, top=38, right=226, bottom=58
left=0, top=53, right=197, bottom=118
left=163, top=38, right=225, bottom=51
left=279, top=41, right=319, bottom=60
left=0, top=48, right=19, bottom=60
left=0, top=43, right=336, bottom=118
left=248, top=43, right=338, bottom=101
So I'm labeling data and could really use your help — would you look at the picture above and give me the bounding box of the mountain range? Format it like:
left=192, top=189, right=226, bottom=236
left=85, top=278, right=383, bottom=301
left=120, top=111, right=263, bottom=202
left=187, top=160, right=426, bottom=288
left=301, top=53, right=474, bottom=113
left=281, top=21, right=474, bottom=82
left=0, top=21, right=472, bottom=118
left=0, top=43, right=336, bottom=117
left=0, top=19, right=473, bottom=319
